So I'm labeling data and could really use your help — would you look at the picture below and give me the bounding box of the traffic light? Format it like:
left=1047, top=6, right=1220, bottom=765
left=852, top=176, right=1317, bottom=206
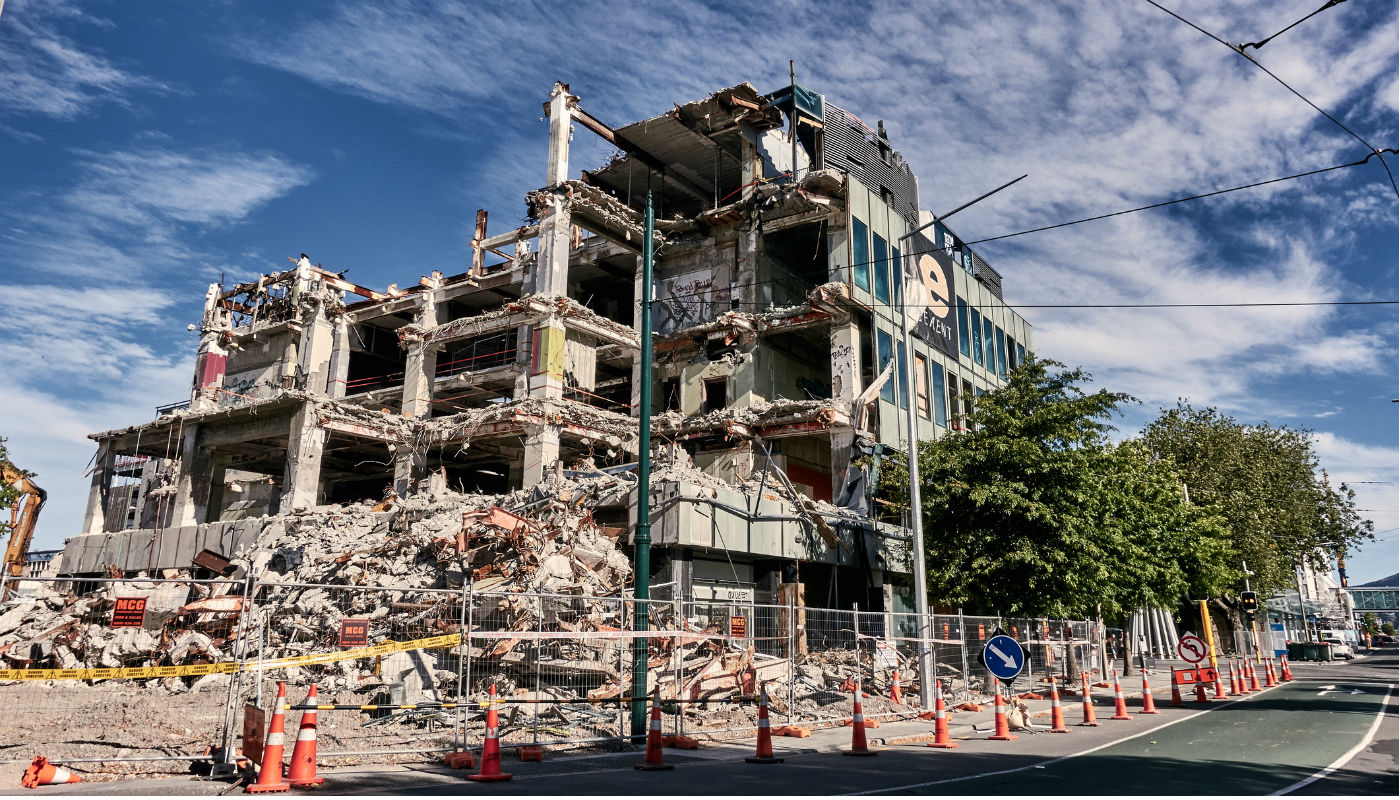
left=1240, top=591, right=1257, bottom=611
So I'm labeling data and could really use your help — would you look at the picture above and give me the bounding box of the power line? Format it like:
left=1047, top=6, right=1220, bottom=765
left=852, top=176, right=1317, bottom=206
left=1238, top=0, right=1349, bottom=51
left=1142, top=0, right=1398, bottom=194
left=965, top=152, right=1389, bottom=245
left=652, top=150, right=1385, bottom=306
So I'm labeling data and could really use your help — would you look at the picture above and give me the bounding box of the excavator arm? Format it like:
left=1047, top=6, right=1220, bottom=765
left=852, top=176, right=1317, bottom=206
left=3, top=462, right=46, bottom=578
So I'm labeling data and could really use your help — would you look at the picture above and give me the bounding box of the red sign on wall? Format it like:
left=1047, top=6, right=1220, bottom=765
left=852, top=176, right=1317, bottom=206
left=730, top=616, right=747, bottom=638
left=112, top=597, right=148, bottom=628
left=339, top=619, right=370, bottom=647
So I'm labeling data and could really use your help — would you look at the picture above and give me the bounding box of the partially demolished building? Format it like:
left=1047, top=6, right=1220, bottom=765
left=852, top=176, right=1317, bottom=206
left=60, top=80, right=1031, bottom=615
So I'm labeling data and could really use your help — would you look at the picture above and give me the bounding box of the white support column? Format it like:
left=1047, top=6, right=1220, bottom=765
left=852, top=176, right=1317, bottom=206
left=326, top=316, right=351, bottom=399
left=521, top=425, right=560, bottom=488
left=81, top=440, right=115, bottom=535
left=281, top=404, right=325, bottom=512
left=534, top=82, right=576, bottom=298
left=170, top=424, right=209, bottom=528
left=829, top=319, right=862, bottom=499
left=190, top=284, right=229, bottom=412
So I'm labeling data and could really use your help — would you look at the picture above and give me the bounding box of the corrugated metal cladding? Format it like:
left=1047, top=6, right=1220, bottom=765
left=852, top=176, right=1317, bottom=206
left=971, top=252, right=1004, bottom=300
left=821, top=102, right=920, bottom=226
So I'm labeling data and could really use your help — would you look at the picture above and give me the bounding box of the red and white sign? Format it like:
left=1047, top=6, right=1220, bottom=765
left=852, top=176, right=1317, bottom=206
left=1177, top=635, right=1208, bottom=664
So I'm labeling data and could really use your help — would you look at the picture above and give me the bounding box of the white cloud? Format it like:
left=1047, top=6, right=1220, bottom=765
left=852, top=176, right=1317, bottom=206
left=0, top=143, right=312, bottom=547
left=0, top=0, right=166, bottom=119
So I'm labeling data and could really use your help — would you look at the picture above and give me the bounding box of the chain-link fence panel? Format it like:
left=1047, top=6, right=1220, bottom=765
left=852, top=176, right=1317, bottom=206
left=0, top=576, right=248, bottom=772
left=235, top=582, right=466, bottom=765
left=470, top=590, right=627, bottom=750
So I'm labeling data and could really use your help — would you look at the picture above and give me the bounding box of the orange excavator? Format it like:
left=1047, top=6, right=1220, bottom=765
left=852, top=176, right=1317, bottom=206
left=3, top=459, right=46, bottom=578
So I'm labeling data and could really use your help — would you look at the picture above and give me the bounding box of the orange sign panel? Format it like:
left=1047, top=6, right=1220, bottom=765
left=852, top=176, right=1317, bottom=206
left=112, top=597, right=147, bottom=628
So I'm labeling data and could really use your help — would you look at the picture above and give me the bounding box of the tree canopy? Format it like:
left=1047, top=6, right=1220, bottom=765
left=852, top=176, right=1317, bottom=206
left=1139, top=403, right=1373, bottom=598
left=880, top=359, right=1229, bottom=619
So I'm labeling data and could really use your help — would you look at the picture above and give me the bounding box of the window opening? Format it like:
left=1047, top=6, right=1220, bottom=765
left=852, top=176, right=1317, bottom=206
left=702, top=378, right=728, bottom=413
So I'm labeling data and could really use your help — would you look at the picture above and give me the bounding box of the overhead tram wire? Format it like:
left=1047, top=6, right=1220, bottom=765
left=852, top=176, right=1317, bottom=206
left=1238, top=0, right=1349, bottom=52
left=653, top=151, right=1389, bottom=306
left=1142, top=0, right=1398, bottom=194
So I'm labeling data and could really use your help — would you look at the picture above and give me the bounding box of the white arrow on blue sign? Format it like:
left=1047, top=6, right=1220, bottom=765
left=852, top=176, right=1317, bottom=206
left=983, top=634, right=1026, bottom=681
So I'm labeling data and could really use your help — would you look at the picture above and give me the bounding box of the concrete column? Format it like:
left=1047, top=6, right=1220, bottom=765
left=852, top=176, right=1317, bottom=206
left=81, top=440, right=114, bottom=535
left=326, top=316, right=352, bottom=399
left=739, top=123, right=759, bottom=201
left=534, top=82, right=575, bottom=298
left=190, top=284, right=228, bottom=411
left=830, top=319, right=862, bottom=499
left=520, top=425, right=560, bottom=488
left=170, top=424, right=210, bottom=527
left=528, top=318, right=567, bottom=400
left=298, top=306, right=337, bottom=395
left=206, top=463, right=228, bottom=524
left=281, top=404, right=325, bottom=511
left=401, top=291, right=441, bottom=419
left=395, top=289, right=441, bottom=496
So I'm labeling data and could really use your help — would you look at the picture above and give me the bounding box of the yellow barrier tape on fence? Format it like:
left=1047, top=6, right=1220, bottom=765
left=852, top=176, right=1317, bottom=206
left=0, top=632, right=465, bottom=682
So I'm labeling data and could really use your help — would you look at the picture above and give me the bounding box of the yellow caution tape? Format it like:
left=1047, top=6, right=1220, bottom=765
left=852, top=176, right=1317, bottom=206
left=0, top=633, right=464, bottom=682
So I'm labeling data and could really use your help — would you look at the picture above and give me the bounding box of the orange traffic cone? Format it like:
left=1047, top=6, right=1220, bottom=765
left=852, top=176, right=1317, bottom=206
left=1138, top=671, right=1160, bottom=715
left=926, top=679, right=959, bottom=749
left=246, top=681, right=291, bottom=794
left=1264, top=658, right=1277, bottom=687
left=1213, top=662, right=1229, bottom=699
left=1078, top=672, right=1100, bottom=727
left=286, top=685, right=325, bottom=788
left=1231, top=662, right=1243, bottom=695
left=746, top=684, right=783, bottom=764
left=1048, top=676, right=1070, bottom=733
left=842, top=677, right=878, bottom=756
left=635, top=686, right=673, bottom=771
left=20, top=757, right=81, bottom=788
left=890, top=669, right=902, bottom=705
left=473, top=684, right=515, bottom=780
left=1248, top=661, right=1261, bottom=692
left=1194, top=673, right=1209, bottom=703
left=988, top=684, right=1017, bottom=741
left=1280, top=656, right=1294, bottom=682
left=1110, top=670, right=1132, bottom=720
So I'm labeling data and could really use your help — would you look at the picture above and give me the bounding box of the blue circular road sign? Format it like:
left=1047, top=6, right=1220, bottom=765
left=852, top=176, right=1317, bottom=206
left=983, top=634, right=1026, bottom=681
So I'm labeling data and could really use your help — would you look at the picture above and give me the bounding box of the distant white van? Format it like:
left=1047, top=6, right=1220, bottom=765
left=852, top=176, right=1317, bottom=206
left=1319, top=629, right=1359, bottom=645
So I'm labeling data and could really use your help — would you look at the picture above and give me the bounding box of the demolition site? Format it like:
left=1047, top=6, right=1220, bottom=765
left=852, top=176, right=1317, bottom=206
left=1, top=79, right=1062, bottom=780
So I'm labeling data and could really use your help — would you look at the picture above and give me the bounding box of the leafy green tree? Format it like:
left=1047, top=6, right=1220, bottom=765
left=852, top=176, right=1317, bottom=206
left=1139, top=404, right=1374, bottom=598
left=1383, top=622, right=1397, bottom=637
left=880, top=360, right=1230, bottom=619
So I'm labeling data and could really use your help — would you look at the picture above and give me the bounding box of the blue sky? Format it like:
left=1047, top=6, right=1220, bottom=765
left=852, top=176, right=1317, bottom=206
left=1, top=0, right=1396, bottom=582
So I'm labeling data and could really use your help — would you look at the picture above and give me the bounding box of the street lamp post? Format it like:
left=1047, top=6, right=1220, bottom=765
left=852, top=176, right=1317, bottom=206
left=894, top=174, right=1025, bottom=709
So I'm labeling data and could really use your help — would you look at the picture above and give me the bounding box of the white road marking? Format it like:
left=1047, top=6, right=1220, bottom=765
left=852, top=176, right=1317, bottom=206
left=846, top=683, right=1284, bottom=794
left=1269, top=684, right=1395, bottom=796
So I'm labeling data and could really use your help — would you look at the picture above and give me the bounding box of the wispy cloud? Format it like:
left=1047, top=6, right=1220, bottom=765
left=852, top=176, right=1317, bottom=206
left=0, top=0, right=166, bottom=119
left=0, top=143, right=313, bottom=546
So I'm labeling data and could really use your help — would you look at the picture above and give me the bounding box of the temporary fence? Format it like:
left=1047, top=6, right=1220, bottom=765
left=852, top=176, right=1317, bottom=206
left=1, top=573, right=1104, bottom=772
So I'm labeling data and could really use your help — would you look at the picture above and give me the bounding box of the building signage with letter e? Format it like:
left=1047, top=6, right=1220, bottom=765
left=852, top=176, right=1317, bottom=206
left=902, top=230, right=959, bottom=361
left=111, top=597, right=148, bottom=628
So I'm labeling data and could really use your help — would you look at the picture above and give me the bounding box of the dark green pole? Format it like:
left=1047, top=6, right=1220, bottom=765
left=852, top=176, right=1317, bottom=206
left=630, top=190, right=655, bottom=739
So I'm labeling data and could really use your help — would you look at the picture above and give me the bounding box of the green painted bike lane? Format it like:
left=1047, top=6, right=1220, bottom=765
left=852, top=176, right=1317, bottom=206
left=885, top=680, right=1393, bottom=795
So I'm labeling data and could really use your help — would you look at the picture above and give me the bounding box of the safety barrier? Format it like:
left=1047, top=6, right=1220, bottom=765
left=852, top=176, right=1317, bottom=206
left=0, top=572, right=1105, bottom=773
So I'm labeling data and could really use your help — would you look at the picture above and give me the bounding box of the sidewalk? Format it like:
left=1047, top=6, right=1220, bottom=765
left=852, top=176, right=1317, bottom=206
left=12, top=657, right=1256, bottom=795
